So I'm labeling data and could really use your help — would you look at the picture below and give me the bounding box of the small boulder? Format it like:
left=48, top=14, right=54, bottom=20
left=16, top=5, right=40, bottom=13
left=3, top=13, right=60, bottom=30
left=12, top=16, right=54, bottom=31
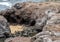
left=0, top=15, right=11, bottom=37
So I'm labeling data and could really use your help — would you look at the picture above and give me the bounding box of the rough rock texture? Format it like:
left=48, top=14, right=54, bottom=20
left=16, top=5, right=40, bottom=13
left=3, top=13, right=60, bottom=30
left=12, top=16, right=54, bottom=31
left=0, top=2, right=50, bottom=36
left=1, top=2, right=60, bottom=30
left=1, top=2, right=60, bottom=42
left=1, top=2, right=48, bottom=29
left=31, top=31, right=60, bottom=42
left=5, top=37, right=31, bottom=42
left=0, top=15, right=10, bottom=37
left=43, top=14, right=60, bottom=32
left=31, top=14, right=60, bottom=42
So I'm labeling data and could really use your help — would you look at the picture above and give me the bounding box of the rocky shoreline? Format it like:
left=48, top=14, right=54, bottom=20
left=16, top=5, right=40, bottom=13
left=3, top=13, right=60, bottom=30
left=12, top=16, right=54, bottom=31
left=0, top=2, right=60, bottom=42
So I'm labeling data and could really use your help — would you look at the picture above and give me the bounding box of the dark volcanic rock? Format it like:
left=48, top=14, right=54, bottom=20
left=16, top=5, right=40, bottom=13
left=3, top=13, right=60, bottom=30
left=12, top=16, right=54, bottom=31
left=0, top=2, right=60, bottom=42
left=1, top=2, right=60, bottom=37
left=0, top=2, right=48, bottom=31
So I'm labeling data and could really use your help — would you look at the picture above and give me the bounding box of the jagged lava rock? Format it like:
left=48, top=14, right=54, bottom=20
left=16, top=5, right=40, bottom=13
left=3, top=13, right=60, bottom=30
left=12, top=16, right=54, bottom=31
left=1, top=2, right=60, bottom=29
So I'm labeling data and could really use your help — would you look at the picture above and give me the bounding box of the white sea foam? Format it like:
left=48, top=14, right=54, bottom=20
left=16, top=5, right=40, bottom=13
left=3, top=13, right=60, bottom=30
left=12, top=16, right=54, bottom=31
left=3, top=0, right=8, bottom=1
left=0, top=2, right=12, bottom=7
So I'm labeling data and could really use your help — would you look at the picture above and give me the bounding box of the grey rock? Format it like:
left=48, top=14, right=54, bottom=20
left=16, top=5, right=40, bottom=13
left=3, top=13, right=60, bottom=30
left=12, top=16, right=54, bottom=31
left=43, top=14, right=60, bottom=32
left=32, top=14, right=60, bottom=42
left=0, top=15, right=10, bottom=37
left=31, top=31, right=52, bottom=42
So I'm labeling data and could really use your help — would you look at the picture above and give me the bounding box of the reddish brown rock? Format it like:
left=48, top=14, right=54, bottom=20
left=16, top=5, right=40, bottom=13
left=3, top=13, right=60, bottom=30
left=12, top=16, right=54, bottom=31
left=5, top=37, right=31, bottom=42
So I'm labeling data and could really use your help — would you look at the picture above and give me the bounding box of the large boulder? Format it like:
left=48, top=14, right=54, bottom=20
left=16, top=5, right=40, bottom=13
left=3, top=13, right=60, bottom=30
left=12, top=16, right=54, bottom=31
left=0, top=2, right=60, bottom=37
left=0, top=2, right=48, bottom=36
left=1, top=2, right=60, bottom=28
